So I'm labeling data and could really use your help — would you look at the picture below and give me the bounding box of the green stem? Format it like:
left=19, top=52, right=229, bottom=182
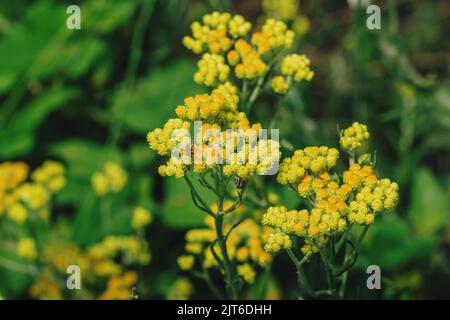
left=215, top=214, right=239, bottom=299
left=286, top=248, right=319, bottom=298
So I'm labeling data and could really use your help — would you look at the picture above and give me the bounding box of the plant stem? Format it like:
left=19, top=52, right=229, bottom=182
left=286, top=248, right=319, bottom=298
left=214, top=166, right=240, bottom=299
left=215, top=214, right=239, bottom=299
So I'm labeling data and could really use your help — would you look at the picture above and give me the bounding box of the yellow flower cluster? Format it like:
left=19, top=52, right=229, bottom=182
left=147, top=118, right=191, bottom=156
left=0, top=161, right=65, bottom=224
left=177, top=255, right=195, bottom=271
left=264, top=230, right=292, bottom=253
left=223, top=138, right=281, bottom=179
left=0, top=161, right=29, bottom=194
left=184, top=11, right=306, bottom=92
left=264, top=123, right=399, bottom=257
left=99, top=271, right=137, bottom=300
left=178, top=203, right=271, bottom=283
left=132, top=206, right=152, bottom=230
left=344, top=164, right=399, bottom=224
left=281, top=54, right=314, bottom=81
left=252, top=19, right=295, bottom=53
left=271, top=54, right=314, bottom=94
left=262, top=0, right=299, bottom=21
left=91, top=162, right=128, bottom=196
left=148, top=90, right=278, bottom=179
left=16, top=237, right=37, bottom=261
left=228, top=39, right=267, bottom=79
left=31, top=160, right=66, bottom=192
left=166, top=277, right=194, bottom=300
left=237, top=263, right=256, bottom=284
left=30, top=274, right=62, bottom=300
left=175, top=92, right=235, bottom=122
left=271, top=76, right=290, bottom=94
left=42, top=241, right=89, bottom=275
left=194, top=53, right=230, bottom=86
left=29, top=234, right=150, bottom=300
left=88, top=235, right=150, bottom=276
left=262, top=204, right=346, bottom=254
left=277, top=146, right=339, bottom=185
left=339, top=122, right=370, bottom=151
left=183, top=12, right=250, bottom=55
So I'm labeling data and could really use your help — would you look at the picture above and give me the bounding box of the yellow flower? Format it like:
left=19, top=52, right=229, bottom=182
left=237, top=263, right=256, bottom=284
left=132, top=206, right=152, bottom=229
left=15, top=183, right=50, bottom=209
left=17, top=238, right=37, bottom=261
left=0, top=161, right=29, bottom=193
left=91, top=172, right=109, bottom=196
left=194, top=53, right=230, bottom=87
left=166, top=277, right=194, bottom=300
left=281, top=54, right=314, bottom=82
left=31, top=161, right=66, bottom=192
left=271, top=76, right=290, bottom=94
left=232, top=39, right=268, bottom=79
left=147, top=118, right=191, bottom=156
left=99, top=271, right=138, bottom=300
left=104, top=162, right=128, bottom=192
left=264, top=230, right=292, bottom=253
left=177, top=255, right=195, bottom=271
left=339, top=122, right=370, bottom=151
left=91, top=162, right=128, bottom=196
left=277, top=147, right=339, bottom=185
left=7, top=203, right=28, bottom=224
left=183, top=12, right=251, bottom=56
left=228, top=14, right=252, bottom=38
left=262, top=0, right=299, bottom=21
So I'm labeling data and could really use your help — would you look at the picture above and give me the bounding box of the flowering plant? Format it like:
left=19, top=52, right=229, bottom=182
left=146, top=11, right=398, bottom=299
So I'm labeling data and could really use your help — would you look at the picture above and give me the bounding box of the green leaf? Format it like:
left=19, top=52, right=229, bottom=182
left=359, top=216, right=437, bottom=271
left=161, top=176, right=214, bottom=229
left=114, top=59, right=202, bottom=134
left=409, top=168, right=449, bottom=237
left=0, top=86, right=79, bottom=158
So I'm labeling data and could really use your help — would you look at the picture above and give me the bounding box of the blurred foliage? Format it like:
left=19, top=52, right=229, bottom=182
left=0, top=0, right=449, bottom=299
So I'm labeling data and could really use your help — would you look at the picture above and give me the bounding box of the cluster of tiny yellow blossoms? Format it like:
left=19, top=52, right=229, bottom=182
left=262, top=0, right=299, bottom=21
left=271, top=54, right=314, bottom=94
left=88, top=235, right=150, bottom=277
left=147, top=118, right=191, bottom=156
left=222, top=138, right=281, bottom=179
left=183, top=12, right=250, bottom=55
left=252, top=19, right=295, bottom=54
left=263, top=124, right=399, bottom=257
left=228, top=39, right=267, bottom=79
left=262, top=0, right=311, bottom=36
left=178, top=203, right=271, bottom=284
left=148, top=88, right=279, bottom=180
left=31, top=161, right=66, bottom=193
left=29, top=274, right=63, bottom=299
left=183, top=11, right=306, bottom=93
left=175, top=92, right=236, bottom=123
left=339, top=122, right=370, bottom=151
left=99, top=271, right=137, bottom=300
left=0, top=161, right=65, bottom=224
left=91, top=162, right=128, bottom=196
left=166, top=277, right=194, bottom=300
left=194, top=53, right=230, bottom=86
left=344, top=163, right=399, bottom=224
left=16, top=237, right=38, bottom=261
left=132, top=206, right=152, bottom=230
left=277, top=146, right=339, bottom=186
left=28, top=236, right=149, bottom=300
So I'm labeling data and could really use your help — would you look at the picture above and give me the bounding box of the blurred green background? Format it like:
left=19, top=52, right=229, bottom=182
left=0, top=0, right=449, bottom=299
